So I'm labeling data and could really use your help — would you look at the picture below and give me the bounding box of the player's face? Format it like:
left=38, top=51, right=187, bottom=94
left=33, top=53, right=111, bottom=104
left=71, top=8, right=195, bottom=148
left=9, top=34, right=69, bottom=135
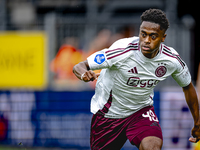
left=139, top=21, right=166, bottom=59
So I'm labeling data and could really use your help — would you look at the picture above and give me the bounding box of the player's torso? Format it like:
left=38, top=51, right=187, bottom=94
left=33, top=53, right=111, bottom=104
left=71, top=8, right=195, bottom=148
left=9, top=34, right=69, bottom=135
left=112, top=49, right=175, bottom=93
left=118, top=59, right=160, bottom=89
left=92, top=38, right=185, bottom=118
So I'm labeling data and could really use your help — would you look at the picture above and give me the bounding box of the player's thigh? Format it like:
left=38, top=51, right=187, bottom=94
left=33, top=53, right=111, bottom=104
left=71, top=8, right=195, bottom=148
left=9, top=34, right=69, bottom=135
left=126, top=106, right=163, bottom=148
left=139, top=136, right=163, bottom=150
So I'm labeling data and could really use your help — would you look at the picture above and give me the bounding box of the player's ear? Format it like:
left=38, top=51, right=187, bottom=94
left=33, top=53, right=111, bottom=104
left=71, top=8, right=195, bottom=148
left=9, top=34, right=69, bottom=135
left=161, top=34, right=167, bottom=42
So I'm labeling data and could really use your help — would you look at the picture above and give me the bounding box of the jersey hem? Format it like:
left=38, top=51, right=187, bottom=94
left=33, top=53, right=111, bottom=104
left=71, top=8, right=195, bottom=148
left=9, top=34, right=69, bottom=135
left=97, top=104, right=153, bottom=119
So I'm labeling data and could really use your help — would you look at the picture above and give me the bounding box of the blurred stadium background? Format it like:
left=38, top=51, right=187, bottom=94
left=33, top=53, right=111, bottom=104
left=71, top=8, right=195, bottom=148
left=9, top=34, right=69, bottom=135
left=0, top=0, right=199, bottom=150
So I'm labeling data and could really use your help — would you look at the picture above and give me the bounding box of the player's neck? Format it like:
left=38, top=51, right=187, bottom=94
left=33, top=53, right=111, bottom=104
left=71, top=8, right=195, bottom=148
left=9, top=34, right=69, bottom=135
left=143, top=48, right=159, bottom=59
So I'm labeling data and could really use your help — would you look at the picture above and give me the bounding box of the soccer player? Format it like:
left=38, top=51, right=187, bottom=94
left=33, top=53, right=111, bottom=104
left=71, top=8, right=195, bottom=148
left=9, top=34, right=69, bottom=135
left=73, top=9, right=200, bottom=150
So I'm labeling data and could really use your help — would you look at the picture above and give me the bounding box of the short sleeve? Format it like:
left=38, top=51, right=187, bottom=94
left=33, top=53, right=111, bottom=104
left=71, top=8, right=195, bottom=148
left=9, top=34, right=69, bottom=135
left=87, top=49, right=110, bottom=70
left=171, top=59, right=191, bottom=87
left=87, top=37, right=137, bottom=71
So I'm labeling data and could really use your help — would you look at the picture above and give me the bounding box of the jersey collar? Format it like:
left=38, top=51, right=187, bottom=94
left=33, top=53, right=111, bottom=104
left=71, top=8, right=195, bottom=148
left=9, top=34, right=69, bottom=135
left=138, top=44, right=163, bottom=61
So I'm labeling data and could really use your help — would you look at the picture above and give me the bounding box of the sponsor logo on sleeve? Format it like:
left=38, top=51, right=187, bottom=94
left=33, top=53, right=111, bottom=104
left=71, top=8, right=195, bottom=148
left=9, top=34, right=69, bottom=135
left=94, top=54, right=106, bottom=64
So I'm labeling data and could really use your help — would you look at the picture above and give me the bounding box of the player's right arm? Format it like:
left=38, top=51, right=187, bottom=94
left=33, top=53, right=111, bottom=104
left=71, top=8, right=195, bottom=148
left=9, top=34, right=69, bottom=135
left=73, top=37, right=137, bottom=82
left=73, top=60, right=100, bottom=82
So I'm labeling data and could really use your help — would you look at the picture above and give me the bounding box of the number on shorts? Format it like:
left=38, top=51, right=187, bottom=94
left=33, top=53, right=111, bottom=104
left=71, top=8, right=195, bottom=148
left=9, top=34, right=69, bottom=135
left=142, top=110, right=159, bottom=122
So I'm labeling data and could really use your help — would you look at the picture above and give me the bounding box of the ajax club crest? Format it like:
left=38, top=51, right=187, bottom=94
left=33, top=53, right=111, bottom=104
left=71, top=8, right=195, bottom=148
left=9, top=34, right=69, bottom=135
left=155, top=66, right=167, bottom=77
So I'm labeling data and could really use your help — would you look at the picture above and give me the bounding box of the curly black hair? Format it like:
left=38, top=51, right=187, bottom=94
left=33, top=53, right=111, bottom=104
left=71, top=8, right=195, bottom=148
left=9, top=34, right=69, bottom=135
left=141, top=9, right=169, bottom=32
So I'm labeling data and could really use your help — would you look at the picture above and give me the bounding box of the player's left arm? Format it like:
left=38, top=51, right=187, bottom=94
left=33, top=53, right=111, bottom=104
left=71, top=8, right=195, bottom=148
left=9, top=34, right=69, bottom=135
left=182, top=82, right=200, bottom=143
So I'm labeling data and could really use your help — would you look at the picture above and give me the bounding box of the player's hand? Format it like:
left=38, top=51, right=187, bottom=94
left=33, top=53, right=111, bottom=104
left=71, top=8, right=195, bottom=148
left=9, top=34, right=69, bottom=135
left=81, top=70, right=100, bottom=82
left=189, top=124, right=200, bottom=143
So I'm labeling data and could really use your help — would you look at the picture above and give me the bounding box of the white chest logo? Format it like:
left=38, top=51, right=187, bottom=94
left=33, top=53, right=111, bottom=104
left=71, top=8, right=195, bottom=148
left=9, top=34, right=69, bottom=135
left=155, top=66, right=167, bottom=77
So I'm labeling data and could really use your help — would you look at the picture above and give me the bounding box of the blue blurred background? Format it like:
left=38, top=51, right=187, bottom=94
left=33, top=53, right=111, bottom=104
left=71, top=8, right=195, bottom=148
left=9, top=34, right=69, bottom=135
left=0, top=0, right=199, bottom=150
